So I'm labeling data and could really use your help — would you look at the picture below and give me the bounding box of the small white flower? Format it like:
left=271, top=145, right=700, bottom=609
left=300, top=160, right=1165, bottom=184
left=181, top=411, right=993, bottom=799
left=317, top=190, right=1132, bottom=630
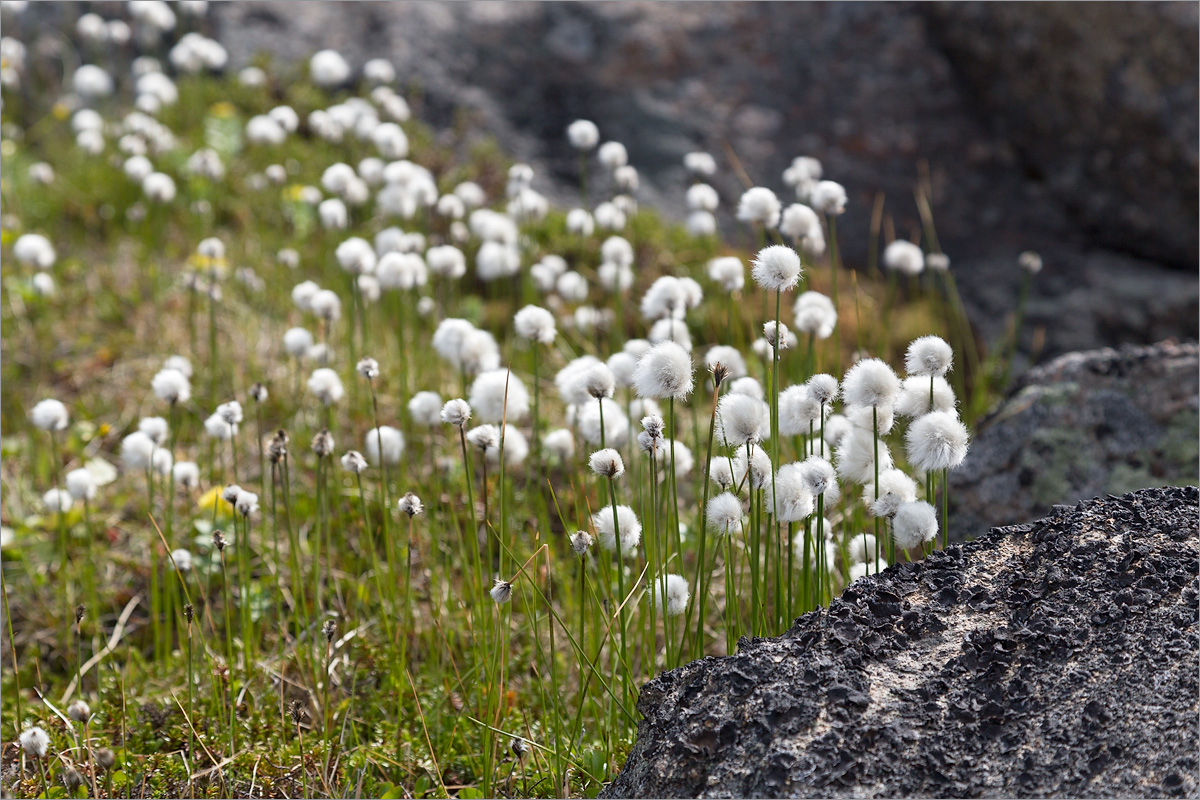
left=356, top=357, right=380, bottom=380
left=365, top=426, right=405, bottom=466
left=570, top=530, right=594, bottom=557
left=884, top=240, right=925, bottom=276
left=905, top=336, right=953, bottom=378
left=307, top=368, right=345, bottom=405
left=592, top=505, right=642, bottom=556
left=310, top=49, right=350, bottom=88
left=632, top=341, right=694, bottom=401
left=66, top=468, right=97, bottom=501
left=653, top=573, right=690, bottom=617
left=842, top=358, right=900, bottom=411
left=1019, top=251, right=1043, bottom=274
left=589, top=448, right=625, bottom=479
left=30, top=398, right=69, bottom=431
left=341, top=450, right=368, bottom=474
left=811, top=180, right=848, bottom=215
left=751, top=245, right=803, bottom=292
left=543, top=428, right=575, bottom=461
left=19, top=727, right=50, bottom=758
left=234, top=490, right=259, bottom=518
left=736, top=187, right=781, bottom=228
left=142, top=172, right=176, bottom=203
left=567, top=119, right=599, bottom=150
left=687, top=183, right=719, bottom=212
left=398, top=492, right=423, bottom=516
left=893, top=501, right=938, bottom=550
left=408, top=392, right=443, bottom=427
left=905, top=411, right=969, bottom=474
left=490, top=578, right=513, bottom=604
left=13, top=234, right=56, bottom=268
left=514, top=305, right=557, bottom=344
left=170, top=548, right=193, bottom=572
left=139, top=416, right=169, bottom=445
left=441, top=398, right=472, bottom=428
left=43, top=488, right=73, bottom=513
left=683, top=151, right=717, bottom=176
left=793, top=291, right=837, bottom=339
left=706, top=256, right=744, bottom=292
left=707, top=492, right=743, bottom=536
left=469, top=368, right=529, bottom=423
left=283, top=327, right=314, bottom=358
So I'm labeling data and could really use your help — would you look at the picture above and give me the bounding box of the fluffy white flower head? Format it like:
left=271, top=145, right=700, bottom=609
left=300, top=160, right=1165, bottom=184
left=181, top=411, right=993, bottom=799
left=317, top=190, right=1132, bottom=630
left=632, top=341, right=694, bottom=400
left=654, top=573, right=690, bottom=617
left=365, top=426, right=405, bottom=465
left=589, top=448, right=625, bottom=479
left=307, top=368, right=345, bottom=406
left=893, top=501, right=938, bottom=550
left=592, top=505, right=641, bottom=556
left=514, top=305, right=557, bottom=344
left=751, top=245, right=803, bottom=291
left=905, top=411, right=969, bottom=473
left=567, top=119, right=599, bottom=150
left=31, top=399, right=69, bottom=431
left=737, top=186, right=781, bottom=228
left=905, top=336, right=953, bottom=378
left=884, top=240, right=925, bottom=276
left=842, top=358, right=900, bottom=410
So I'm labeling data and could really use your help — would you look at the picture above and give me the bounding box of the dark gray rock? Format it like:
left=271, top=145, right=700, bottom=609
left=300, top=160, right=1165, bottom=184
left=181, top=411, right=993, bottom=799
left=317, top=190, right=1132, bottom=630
left=950, top=341, right=1199, bottom=542
left=604, top=486, right=1200, bottom=799
left=205, top=1, right=1199, bottom=358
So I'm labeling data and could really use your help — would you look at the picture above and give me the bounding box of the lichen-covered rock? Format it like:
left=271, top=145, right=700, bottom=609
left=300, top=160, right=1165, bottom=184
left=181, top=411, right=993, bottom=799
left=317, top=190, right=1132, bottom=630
left=951, top=341, right=1198, bottom=541
left=605, top=486, right=1199, bottom=799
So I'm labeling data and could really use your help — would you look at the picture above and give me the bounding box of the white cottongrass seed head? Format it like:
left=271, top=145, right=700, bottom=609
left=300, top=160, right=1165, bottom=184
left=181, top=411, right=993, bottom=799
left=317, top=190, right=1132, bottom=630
left=567, top=119, right=599, bottom=150
left=883, top=240, right=925, bottom=276
left=589, top=448, right=625, bottom=479
left=905, top=335, right=953, bottom=378
left=341, top=450, right=368, bottom=474
left=441, top=398, right=472, bottom=428
left=514, top=305, right=557, bottom=344
left=716, top=393, right=770, bottom=446
left=20, top=727, right=50, bottom=758
left=31, top=399, right=69, bottom=431
left=842, top=358, right=901, bottom=411
left=632, top=341, right=693, bottom=400
left=365, top=426, right=405, bottom=465
left=308, top=368, right=345, bottom=405
left=893, top=500, right=939, bottom=550
left=736, top=187, right=781, bottom=228
left=490, top=579, right=513, bottom=604
left=469, top=368, right=529, bottom=423
left=707, top=492, right=743, bottom=536
left=66, top=468, right=97, bottom=501
left=751, top=245, right=803, bottom=291
left=905, top=411, right=969, bottom=473
left=592, top=505, right=642, bottom=556
left=654, top=573, right=690, bottom=617
left=398, top=492, right=424, bottom=517
left=356, top=357, right=380, bottom=380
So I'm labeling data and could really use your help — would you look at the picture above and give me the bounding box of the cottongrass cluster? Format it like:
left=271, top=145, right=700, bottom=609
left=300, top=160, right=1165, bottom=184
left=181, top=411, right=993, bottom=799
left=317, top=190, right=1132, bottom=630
left=0, top=12, right=1046, bottom=799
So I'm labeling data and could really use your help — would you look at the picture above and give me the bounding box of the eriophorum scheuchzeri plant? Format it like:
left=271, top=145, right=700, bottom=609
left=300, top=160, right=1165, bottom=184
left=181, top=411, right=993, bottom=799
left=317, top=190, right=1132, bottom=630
left=0, top=13, right=1044, bottom=796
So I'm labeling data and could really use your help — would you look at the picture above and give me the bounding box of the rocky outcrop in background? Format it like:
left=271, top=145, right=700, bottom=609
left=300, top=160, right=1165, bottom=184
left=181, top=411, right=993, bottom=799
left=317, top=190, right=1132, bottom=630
left=200, top=1, right=1198, bottom=359
left=604, top=486, right=1199, bottom=798
left=950, top=340, right=1199, bottom=541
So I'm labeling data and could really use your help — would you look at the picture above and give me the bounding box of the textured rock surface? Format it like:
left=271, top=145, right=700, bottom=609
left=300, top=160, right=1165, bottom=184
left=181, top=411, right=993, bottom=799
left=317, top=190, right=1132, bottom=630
left=950, top=341, right=1199, bottom=542
left=604, top=486, right=1200, bottom=799
left=193, top=2, right=1200, bottom=358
